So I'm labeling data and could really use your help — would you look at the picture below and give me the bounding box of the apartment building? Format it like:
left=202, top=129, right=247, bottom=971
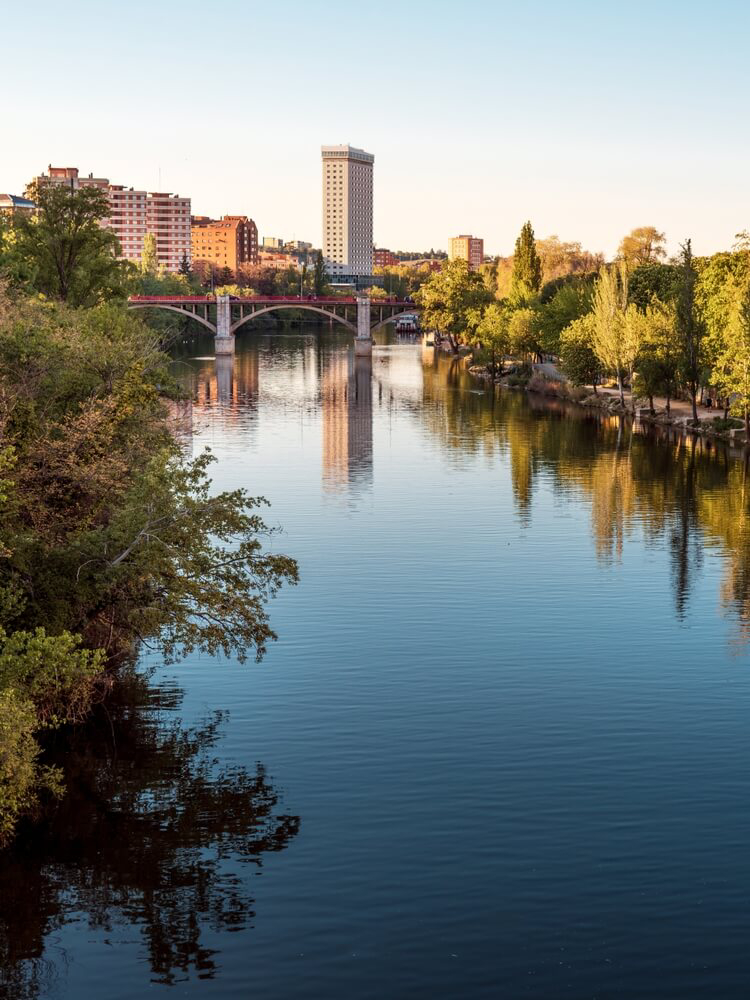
left=449, top=235, right=484, bottom=271
left=191, top=215, right=259, bottom=276
left=322, top=144, right=374, bottom=281
left=373, top=248, right=400, bottom=268
left=28, top=165, right=191, bottom=272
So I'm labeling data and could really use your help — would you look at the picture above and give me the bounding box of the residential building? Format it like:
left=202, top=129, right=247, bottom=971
left=449, top=235, right=484, bottom=271
left=322, top=144, right=374, bottom=281
left=191, top=215, right=259, bottom=277
left=0, top=194, right=36, bottom=215
left=284, top=240, right=312, bottom=253
left=262, top=236, right=284, bottom=250
left=258, top=251, right=301, bottom=271
left=374, top=248, right=400, bottom=268
left=28, top=165, right=191, bottom=272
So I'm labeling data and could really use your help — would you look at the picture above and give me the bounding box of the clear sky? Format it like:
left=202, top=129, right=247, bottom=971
left=3, top=0, right=748, bottom=259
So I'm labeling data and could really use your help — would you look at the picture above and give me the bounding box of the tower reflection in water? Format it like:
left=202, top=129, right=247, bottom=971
left=321, top=352, right=373, bottom=493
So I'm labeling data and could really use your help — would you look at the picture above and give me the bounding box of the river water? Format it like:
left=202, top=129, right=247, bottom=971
left=2, top=329, right=750, bottom=999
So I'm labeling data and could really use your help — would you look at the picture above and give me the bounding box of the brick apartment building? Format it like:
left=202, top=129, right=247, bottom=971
left=29, top=165, right=191, bottom=272
left=191, top=215, right=259, bottom=277
left=373, top=248, right=400, bottom=268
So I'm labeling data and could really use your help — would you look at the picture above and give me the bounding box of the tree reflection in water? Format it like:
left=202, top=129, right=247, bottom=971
left=0, top=670, right=299, bottom=998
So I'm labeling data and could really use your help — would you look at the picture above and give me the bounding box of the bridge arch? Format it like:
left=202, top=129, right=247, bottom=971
left=230, top=304, right=356, bottom=334
left=127, top=303, right=216, bottom=333
left=370, top=310, right=421, bottom=334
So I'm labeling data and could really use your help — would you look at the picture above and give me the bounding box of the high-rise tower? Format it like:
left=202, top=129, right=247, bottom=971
left=321, top=145, right=374, bottom=281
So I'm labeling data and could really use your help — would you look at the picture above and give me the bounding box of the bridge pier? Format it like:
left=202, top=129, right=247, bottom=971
left=214, top=294, right=235, bottom=355
left=355, top=292, right=373, bottom=356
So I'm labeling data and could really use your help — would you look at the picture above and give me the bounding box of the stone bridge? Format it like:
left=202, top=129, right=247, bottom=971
left=127, top=294, right=420, bottom=355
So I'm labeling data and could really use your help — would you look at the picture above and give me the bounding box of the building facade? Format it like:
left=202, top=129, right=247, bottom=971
left=373, top=248, right=400, bottom=268
left=322, top=145, right=374, bottom=280
left=191, top=215, right=259, bottom=277
left=258, top=251, right=301, bottom=271
left=449, top=235, right=484, bottom=271
left=0, top=194, right=36, bottom=216
left=262, top=236, right=284, bottom=250
left=28, top=166, right=191, bottom=272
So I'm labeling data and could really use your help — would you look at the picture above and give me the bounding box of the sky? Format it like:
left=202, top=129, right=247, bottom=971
left=3, top=0, right=749, bottom=260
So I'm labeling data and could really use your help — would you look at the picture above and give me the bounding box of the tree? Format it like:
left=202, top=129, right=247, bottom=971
left=312, top=250, right=329, bottom=295
left=714, top=273, right=750, bottom=439
left=536, top=281, right=592, bottom=357
left=591, top=264, right=637, bottom=405
left=415, top=259, right=491, bottom=353
left=14, top=184, right=130, bottom=306
left=178, top=251, right=191, bottom=277
left=471, top=302, right=511, bottom=376
left=676, top=239, right=705, bottom=422
left=618, top=227, right=667, bottom=268
left=559, top=314, right=600, bottom=391
left=628, top=262, right=681, bottom=311
left=508, top=307, right=541, bottom=360
left=510, top=221, right=542, bottom=304
left=0, top=294, right=298, bottom=843
left=141, top=233, right=159, bottom=275
left=218, top=265, right=234, bottom=286
left=535, top=235, right=604, bottom=286
left=631, top=300, right=678, bottom=414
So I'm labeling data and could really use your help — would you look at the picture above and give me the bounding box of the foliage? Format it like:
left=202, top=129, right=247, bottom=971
left=631, top=300, right=679, bottom=412
left=140, top=233, right=159, bottom=275
left=313, top=250, right=329, bottom=296
left=628, top=263, right=681, bottom=311
left=0, top=293, right=297, bottom=844
left=617, top=226, right=667, bottom=268
left=713, top=272, right=750, bottom=436
left=510, top=221, right=542, bottom=305
left=471, top=302, right=511, bottom=374
left=590, top=264, right=638, bottom=404
left=508, top=307, right=541, bottom=359
left=676, top=239, right=706, bottom=421
left=535, top=281, right=592, bottom=357
left=12, top=184, right=131, bottom=306
left=416, top=259, right=491, bottom=353
left=560, top=314, right=600, bottom=390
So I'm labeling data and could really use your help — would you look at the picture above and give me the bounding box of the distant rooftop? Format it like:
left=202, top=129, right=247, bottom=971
left=321, top=144, right=374, bottom=163
left=0, top=193, right=36, bottom=210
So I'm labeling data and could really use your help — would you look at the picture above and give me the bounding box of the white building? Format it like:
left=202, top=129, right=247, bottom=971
left=321, top=145, right=374, bottom=281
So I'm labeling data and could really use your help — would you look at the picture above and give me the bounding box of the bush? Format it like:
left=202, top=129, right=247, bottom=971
left=711, top=416, right=743, bottom=432
left=527, top=373, right=564, bottom=396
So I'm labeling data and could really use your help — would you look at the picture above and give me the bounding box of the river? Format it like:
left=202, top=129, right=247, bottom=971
left=2, top=328, right=750, bottom=999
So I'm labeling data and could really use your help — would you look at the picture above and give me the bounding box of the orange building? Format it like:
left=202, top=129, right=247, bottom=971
left=449, top=235, right=484, bottom=271
left=191, top=215, right=258, bottom=277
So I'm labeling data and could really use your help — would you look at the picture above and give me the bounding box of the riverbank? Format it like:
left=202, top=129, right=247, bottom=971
left=468, top=360, right=749, bottom=447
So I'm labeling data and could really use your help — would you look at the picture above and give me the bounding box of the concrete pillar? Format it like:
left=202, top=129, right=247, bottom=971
left=214, top=294, right=235, bottom=355
left=355, top=292, right=373, bottom=356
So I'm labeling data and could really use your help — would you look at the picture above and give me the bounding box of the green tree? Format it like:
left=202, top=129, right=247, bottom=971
left=508, top=307, right=541, bottom=360
left=714, top=273, right=750, bottom=439
left=312, top=250, right=329, bottom=295
left=559, top=314, right=600, bottom=391
left=178, top=251, right=191, bottom=277
left=631, top=300, right=678, bottom=413
left=0, top=294, right=298, bottom=843
left=676, top=239, right=705, bottom=422
left=416, top=259, right=491, bottom=353
left=591, top=264, right=637, bottom=405
left=218, top=265, right=233, bottom=286
left=628, top=262, right=681, bottom=311
left=15, top=184, right=130, bottom=306
left=141, top=233, right=159, bottom=275
left=618, top=226, right=667, bottom=268
left=536, top=281, right=592, bottom=357
left=510, top=221, right=542, bottom=304
left=471, top=302, right=511, bottom=375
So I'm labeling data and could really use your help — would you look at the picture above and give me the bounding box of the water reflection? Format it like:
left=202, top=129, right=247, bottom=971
left=419, top=354, right=750, bottom=638
left=322, top=353, right=373, bottom=492
left=0, top=672, right=299, bottom=999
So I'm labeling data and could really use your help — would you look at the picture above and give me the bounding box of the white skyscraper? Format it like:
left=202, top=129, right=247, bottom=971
left=321, top=145, right=374, bottom=281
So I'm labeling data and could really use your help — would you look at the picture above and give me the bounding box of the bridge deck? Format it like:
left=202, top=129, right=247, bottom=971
left=128, top=295, right=417, bottom=307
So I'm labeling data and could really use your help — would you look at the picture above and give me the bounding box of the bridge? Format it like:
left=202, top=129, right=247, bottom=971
left=127, top=293, right=420, bottom=355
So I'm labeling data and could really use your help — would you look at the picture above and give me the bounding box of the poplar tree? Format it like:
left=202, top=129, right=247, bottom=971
left=141, top=233, right=159, bottom=275
left=313, top=251, right=329, bottom=295
left=510, top=221, right=542, bottom=304
left=714, top=273, right=750, bottom=439
left=676, top=239, right=705, bottom=422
